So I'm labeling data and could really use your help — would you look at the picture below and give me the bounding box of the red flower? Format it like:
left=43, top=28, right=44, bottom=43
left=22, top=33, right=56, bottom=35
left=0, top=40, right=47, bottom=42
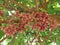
left=2, top=24, right=17, bottom=36
left=32, top=12, right=50, bottom=31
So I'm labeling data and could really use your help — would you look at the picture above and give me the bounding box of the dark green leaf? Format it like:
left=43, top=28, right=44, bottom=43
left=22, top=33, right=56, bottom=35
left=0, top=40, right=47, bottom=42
left=0, top=30, right=4, bottom=39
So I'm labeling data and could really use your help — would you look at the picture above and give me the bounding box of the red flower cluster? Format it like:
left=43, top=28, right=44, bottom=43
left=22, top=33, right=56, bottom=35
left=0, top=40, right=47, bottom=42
left=18, top=13, right=33, bottom=31
left=1, top=11, right=58, bottom=36
left=20, top=13, right=32, bottom=25
left=32, top=12, right=50, bottom=31
left=2, top=24, right=18, bottom=36
left=1, top=12, right=33, bottom=36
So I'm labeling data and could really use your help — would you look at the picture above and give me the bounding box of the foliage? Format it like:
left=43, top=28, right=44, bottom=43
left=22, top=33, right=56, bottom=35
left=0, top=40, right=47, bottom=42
left=0, top=0, right=60, bottom=45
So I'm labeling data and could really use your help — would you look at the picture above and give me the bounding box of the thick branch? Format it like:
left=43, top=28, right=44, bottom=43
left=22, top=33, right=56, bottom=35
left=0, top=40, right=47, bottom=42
left=48, top=14, right=60, bottom=26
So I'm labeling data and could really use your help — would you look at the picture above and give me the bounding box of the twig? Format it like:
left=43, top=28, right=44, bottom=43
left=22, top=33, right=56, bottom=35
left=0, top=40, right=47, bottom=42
left=0, top=4, right=6, bottom=8
left=43, top=29, right=57, bottom=44
left=0, top=36, right=9, bottom=43
left=0, top=1, right=13, bottom=10
left=34, top=0, right=38, bottom=11
left=43, top=0, right=47, bottom=10
left=39, top=0, right=43, bottom=8
left=8, top=32, right=19, bottom=45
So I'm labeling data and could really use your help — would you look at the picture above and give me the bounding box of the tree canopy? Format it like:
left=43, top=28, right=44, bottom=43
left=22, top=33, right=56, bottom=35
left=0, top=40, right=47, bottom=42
left=0, top=0, right=60, bottom=45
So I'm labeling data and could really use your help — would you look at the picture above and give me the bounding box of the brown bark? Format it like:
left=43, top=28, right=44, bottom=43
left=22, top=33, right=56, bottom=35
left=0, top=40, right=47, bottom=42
left=48, top=14, right=60, bottom=26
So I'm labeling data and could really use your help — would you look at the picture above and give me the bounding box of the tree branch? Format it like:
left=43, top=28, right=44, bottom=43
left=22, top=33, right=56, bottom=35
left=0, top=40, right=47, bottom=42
left=49, top=14, right=60, bottom=26
left=9, top=0, right=34, bottom=12
left=0, top=36, right=9, bottom=43
left=34, top=0, right=38, bottom=11
left=39, top=0, right=43, bottom=8
left=0, top=4, right=6, bottom=9
left=0, top=1, right=14, bottom=10
left=43, top=0, right=47, bottom=10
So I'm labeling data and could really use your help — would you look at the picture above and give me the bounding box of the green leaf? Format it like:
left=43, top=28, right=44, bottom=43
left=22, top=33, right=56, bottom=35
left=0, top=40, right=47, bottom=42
left=3, top=9, right=8, bottom=18
left=12, top=33, right=25, bottom=45
left=40, top=31, right=47, bottom=37
left=0, top=0, right=3, bottom=4
left=56, top=38, right=60, bottom=45
left=45, top=40, right=51, bottom=45
left=0, top=30, right=4, bottom=39
left=26, top=26, right=31, bottom=35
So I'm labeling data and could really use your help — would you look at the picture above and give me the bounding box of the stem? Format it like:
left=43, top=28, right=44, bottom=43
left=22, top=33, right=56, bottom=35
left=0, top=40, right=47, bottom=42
left=39, top=0, right=43, bottom=8
left=43, top=0, right=47, bottom=10
left=43, top=30, right=56, bottom=44
left=34, top=0, right=38, bottom=11
left=0, top=36, right=9, bottom=43
left=8, top=32, right=18, bottom=45
left=0, top=4, right=7, bottom=9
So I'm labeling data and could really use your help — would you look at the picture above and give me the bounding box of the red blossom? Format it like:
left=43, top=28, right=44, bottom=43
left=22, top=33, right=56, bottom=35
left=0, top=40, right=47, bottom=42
left=2, top=24, right=17, bottom=36
left=32, top=12, right=50, bottom=30
left=1, top=11, right=57, bottom=36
